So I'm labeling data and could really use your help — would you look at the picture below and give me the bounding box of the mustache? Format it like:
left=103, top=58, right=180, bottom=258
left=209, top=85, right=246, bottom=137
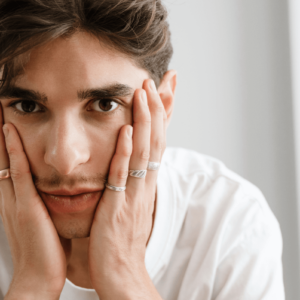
left=32, top=171, right=108, bottom=190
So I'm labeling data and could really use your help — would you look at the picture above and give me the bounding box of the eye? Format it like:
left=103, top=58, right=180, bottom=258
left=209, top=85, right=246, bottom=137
left=14, top=101, right=42, bottom=113
left=90, top=99, right=119, bottom=113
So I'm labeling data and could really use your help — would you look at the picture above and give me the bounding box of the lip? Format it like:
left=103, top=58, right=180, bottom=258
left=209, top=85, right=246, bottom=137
left=39, top=187, right=103, bottom=196
left=40, top=190, right=103, bottom=214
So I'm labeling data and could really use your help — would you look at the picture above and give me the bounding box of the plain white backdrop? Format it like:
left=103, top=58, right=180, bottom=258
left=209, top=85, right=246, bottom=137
left=165, top=1, right=299, bottom=299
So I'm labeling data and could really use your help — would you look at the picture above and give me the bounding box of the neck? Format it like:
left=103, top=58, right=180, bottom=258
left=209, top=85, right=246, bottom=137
left=66, top=192, right=157, bottom=289
left=67, top=237, right=92, bottom=288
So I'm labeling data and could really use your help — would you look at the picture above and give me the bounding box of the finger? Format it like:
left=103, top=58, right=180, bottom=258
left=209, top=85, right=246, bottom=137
left=0, top=104, right=15, bottom=216
left=127, top=89, right=151, bottom=191
left=0, top=103, right=9, bottom=170
left=143, top=79, right=165, bottom=187
left=3, top=123, right=39, bottom=204
left=104, top=125, right=133, bottom=200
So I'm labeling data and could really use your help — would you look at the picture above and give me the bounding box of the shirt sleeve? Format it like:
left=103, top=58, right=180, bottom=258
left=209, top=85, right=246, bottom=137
left=211, top=199, right=285, bottom=300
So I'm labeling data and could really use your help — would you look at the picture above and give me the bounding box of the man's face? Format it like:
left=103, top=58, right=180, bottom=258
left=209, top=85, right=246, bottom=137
left=0, top=31, right=149, bottom=239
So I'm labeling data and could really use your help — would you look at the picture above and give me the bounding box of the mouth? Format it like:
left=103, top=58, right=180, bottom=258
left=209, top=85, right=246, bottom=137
left=39, top=189, right=103, bottom=214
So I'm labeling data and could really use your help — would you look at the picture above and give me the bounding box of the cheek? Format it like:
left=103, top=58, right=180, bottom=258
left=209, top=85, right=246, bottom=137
left=2, top=110, right=47, bottom=165
left=88, top=125, right=120, bottom=171
left=11, top=113, right=132, bottom=176
left=87, top=111, right=132, bottom=168
left=14, top=127, right=121, bottom=180
left=12, top=123, right=48, bottom=175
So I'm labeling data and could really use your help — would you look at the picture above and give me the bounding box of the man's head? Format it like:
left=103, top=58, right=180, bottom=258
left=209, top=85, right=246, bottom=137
left=0, top=0, right=173, bottom=89
left=0, top=0, right=176, bottom=239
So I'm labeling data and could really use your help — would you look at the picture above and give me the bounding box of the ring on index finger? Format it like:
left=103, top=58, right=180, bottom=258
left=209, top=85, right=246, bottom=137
left=105, top=182, right=126, bottom=192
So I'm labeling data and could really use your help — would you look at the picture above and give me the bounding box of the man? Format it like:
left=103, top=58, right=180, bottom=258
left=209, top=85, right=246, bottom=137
left=0, top=0, right=284, bottom=299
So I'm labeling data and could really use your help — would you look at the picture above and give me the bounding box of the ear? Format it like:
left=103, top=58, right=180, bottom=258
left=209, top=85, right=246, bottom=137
left=157, top=70, right=177, bottom=127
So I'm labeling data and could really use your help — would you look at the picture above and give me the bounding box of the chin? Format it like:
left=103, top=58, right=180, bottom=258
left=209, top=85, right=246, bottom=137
left=50, top=212, right=95, bottom=239
left=40, top=190, right=102, bottom=239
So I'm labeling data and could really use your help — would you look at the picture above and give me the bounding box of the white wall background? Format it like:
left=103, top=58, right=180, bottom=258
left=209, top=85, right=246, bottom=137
left=165, top=1, right=300, bottom=299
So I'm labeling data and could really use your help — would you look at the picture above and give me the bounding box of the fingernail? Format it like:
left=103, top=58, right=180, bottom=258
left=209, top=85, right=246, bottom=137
left=127, top=126, right=133, bottom=138
left=150, top=80, right=157, bottom=92
left=141, top=90, right=147, bottom=104
left=2, top=125, right=8, bottom=137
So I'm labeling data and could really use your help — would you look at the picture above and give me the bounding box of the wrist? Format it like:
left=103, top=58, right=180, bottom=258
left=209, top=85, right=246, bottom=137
left=5, top=291, right=59, bottom=300
left=6, top=277, right=62, bottom=300
left=95, top=264, right=162, bottom=300
left=5, top=290, right=60, bottom=300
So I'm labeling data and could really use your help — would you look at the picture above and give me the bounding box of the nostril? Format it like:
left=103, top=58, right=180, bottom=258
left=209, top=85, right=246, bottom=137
left=44, top=142, right=90, bottom=175
left=43, top=120, right=90, bottom=174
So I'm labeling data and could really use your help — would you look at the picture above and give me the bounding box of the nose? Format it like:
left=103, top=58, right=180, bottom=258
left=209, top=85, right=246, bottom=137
left=44, top=113, right=90, bottom=175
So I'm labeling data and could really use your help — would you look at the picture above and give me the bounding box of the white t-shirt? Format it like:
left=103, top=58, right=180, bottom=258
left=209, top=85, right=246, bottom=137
left=0, top=147, right=285, bottom=300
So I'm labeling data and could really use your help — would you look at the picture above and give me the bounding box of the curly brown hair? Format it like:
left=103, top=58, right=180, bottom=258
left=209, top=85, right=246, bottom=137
left=0, top=0, right=173, bottom=90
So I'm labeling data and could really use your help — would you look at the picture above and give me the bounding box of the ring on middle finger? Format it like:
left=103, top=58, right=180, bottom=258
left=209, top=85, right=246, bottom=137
left=128, top=169, right=147, bottom=179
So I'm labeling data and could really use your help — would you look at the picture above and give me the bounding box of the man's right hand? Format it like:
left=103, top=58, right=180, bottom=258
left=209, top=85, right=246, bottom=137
left=0, top=104, right=68, bottom=300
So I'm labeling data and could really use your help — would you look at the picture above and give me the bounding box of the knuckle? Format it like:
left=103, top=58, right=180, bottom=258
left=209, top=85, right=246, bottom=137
left=145, top=114, right=151, bottom=123
left=116, top=169, right=128, bottom=181
left=131, top=148, right=150, bottom=162
left=152, top=105, right=164, bottom=114
left=117, top=148, right=131, bottom=158
left=6, top=144, right=18, bottom=157
left=153, top=138, right=164, bottom=153
left=135, top=112, right=151, bottom=125
left=140, top=118, right=151, bottom=126
left=109, top=168, right=128, bottom=182
left=139, top=149, right=150, bottom=161
left=10, top=167, right=23, bottom=181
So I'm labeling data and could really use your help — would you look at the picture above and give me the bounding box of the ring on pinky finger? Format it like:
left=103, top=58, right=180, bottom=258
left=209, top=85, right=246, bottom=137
left=147, top=162, right=160, bottom=171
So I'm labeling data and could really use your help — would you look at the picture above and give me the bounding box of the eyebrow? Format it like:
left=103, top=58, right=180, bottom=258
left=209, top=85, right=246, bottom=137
left=0, top=83, right=134, bottom=104
left=0, top=86, right=48, bottom=103
left=78, top=84, right=133, bottom=101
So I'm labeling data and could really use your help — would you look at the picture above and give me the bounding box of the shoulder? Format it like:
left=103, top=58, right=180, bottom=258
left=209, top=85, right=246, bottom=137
left=162, top=146, right=266, bottom=200
left=162, top=146, right=274, bottom=207
left=163, top=146, right=263, bottom=192
left=161, top=147, right=282, bottom=248
left=159, top=148, right=284, bottom=299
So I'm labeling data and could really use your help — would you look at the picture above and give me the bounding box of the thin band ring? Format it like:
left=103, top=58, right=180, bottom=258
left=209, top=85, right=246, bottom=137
left=147, top=162, right=160, bottom=171
left=105, top=182, right=126, bottom=192
left=128, top=169, right=147, bottom=179
left=0, top=168, right=10, bottom=180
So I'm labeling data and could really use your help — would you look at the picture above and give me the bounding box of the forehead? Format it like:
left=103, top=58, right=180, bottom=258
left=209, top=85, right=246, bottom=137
left=14, top=31, right=148, bottom=95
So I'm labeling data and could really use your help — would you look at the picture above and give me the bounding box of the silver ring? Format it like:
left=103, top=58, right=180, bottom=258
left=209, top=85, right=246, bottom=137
left=147, top=162, right=160, bottom=171
left=128, top=169, right=147, bottom=179
left=0, top=168, right=10, bottom=180
left=105, top=182, right=126, bottom=192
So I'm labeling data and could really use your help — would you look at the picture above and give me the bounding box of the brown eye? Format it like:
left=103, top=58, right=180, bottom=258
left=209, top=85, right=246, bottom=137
left=91, top=99, right=119, bottom=112
left=15, top=101, right=41, bottom=113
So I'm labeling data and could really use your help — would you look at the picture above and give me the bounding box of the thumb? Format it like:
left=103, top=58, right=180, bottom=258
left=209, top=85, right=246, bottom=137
left=3, top=123, right=39, bottom=202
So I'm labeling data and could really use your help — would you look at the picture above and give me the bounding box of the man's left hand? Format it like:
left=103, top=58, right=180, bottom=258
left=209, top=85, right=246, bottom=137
left=89, top=79, right=166, bottom=300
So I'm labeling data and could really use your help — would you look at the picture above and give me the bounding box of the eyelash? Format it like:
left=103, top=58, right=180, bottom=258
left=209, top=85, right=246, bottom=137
left=8, top=99, right=122, bottom=116
left=8, top=101, right=42, bottom=116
